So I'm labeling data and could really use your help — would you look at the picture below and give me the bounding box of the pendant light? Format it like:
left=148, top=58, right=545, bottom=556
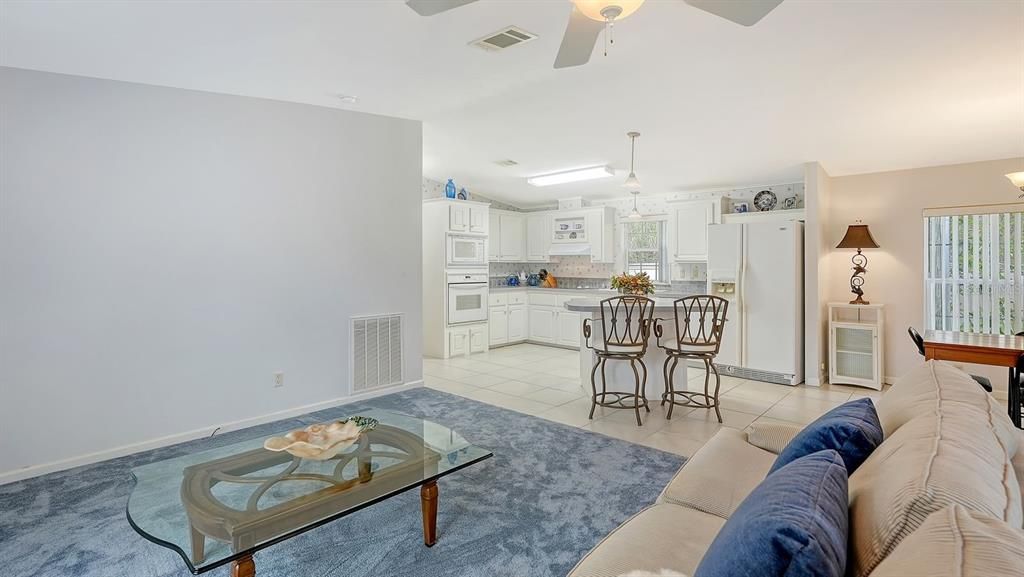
left=627, top=191, right=642, bottom=219
left=623, top=131, right=641, bottom=190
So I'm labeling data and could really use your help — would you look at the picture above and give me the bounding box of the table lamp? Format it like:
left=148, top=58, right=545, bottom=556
left=836, top=221, right=880, bottom=305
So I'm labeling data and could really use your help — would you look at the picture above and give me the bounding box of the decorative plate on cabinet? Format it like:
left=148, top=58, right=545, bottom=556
left=753, top=190, right=777, bottom=211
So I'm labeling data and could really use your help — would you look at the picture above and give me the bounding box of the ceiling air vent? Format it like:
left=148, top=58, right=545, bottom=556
left=471, top=27, right=537, bottom=51
left=494, top=159, right=519, bottom=167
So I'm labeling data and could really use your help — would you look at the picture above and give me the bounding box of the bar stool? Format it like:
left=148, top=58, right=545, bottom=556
left=582, top=295, right=656, bottom=426
left=655, top=295, right=729, bottom=422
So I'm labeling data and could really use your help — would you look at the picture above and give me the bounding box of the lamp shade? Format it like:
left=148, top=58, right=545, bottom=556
left=1007, top=172, right=1024, bottom=190
left=836, top=224, right=879, bottom=250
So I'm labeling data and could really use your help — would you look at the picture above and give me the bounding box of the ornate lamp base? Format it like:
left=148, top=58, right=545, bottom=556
left=849, top=249, right=870, bottom=306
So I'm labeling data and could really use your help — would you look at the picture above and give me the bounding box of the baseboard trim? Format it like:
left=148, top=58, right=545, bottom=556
left=0, top=380, right=423, bottom=486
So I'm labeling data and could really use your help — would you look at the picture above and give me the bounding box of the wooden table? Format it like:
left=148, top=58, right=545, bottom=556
left=922, top=330, right=1023, bottom=428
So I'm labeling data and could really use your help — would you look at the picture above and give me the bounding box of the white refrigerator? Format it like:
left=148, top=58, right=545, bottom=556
left=707, top=221, right=804, bottom=385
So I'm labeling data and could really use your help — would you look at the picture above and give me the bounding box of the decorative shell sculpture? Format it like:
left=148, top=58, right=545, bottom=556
left=263, top=416, right=378, bottom=461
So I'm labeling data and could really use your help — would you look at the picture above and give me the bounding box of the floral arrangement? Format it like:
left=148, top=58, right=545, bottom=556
left=610, top=272, right=655, bottom=295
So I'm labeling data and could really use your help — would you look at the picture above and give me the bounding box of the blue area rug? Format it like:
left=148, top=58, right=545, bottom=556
left=0, top=388, right=684, bottom=577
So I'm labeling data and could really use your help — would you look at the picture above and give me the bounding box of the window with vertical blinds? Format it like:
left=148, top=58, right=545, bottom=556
left=925, top=209, right=1024, bottom=334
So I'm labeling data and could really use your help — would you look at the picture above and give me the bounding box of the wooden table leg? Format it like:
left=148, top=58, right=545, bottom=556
left=1009, top=366, right=1022, bottom=429
left=420, top=480, right=438, bottom=547
left=231, top=555, right=255, bottom=577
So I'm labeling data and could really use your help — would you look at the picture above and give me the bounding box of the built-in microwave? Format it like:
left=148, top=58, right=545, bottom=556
left=447, top=234, right=487, bottom=267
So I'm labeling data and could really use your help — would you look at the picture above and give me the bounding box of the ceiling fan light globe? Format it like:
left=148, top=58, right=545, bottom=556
left=572, top=0, right=646, bottom=22
left=1006, top=172, right=1024, bottom=192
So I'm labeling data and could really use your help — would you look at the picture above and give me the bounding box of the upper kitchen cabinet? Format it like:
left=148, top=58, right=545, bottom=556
left=446, top=200, right=489, bottom=234
left=586, top=207, right=616, bottom=263
left=489, top=209, right=526, bottom=262
left=526, top=213, right=552, bottom=262
left=549, top=207, right=615, bottom=263
left=669, top=198, right=723, bottom=262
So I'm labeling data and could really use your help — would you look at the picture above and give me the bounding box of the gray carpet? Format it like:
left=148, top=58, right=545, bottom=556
left=0, top=388, right=685, bottom=577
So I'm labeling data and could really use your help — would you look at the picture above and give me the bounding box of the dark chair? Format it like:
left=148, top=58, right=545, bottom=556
left=582, top=296, right=656, bottom=426
left=908, top=326, right=993, bottom=392
left=655, top=295, right=729, bottom=422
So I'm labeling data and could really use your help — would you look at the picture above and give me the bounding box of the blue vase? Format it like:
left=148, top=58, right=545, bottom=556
left=445, top=179, right=456, bottom=199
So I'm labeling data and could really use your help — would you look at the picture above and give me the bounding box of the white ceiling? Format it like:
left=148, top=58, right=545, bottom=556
left=2, top=0, right=1022, bottom=207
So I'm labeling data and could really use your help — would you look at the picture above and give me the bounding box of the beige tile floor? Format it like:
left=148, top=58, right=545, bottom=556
left=424, top=343, right=886, bottom=458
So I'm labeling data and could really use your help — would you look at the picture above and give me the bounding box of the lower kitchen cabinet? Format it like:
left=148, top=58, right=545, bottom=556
left=446, top=323, right=488, bottom=357
left=469, top=325, right=487, bottom=353
left=556, top=310, right=582, bottom=348
left=508, top=305, right=526, bottom=341
left=528, top=308, right=556, bottom=343
left=489, top=306, right=508, bottom=346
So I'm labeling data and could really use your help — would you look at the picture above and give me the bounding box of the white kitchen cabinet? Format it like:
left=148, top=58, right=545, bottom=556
left=526, top=213, right=552, bottom=262
left=448, top=328, right=468, bottom=357
left=499, top=213, right=525, bottom=261
left=508, top=304, right=526, bottom=341
left=585, top=208, right=615, bottom=263
left=489, top=306, right=508, bottom=346
left=469, top=206, right=488, bottom=234
left=489, top=209, right=526, bottom=262
left=449, top=204, right=470, bottom=232
left=556, top=310, right=582, bottom=347
left=828, top=303, right=885, bottom=390
left=670, top=199, right=722, bottom=262
left=469, top=325, right=487, bottom=354
left=528, top=308, right=556, bottom=343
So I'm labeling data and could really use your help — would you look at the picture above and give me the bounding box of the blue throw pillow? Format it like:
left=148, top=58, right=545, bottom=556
left=769, top=397, right=882, bottom=475
left=695, top=450, right=849, bottom=577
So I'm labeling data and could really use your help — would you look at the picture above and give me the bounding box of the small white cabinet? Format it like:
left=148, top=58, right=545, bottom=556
left=828, top=303, right=885, bottom=390
left=557, top=310, right=582, bottom=347
left=528, top=308, right=556, bottom=343
left=489, top=209, right=526, bottom=262
left=489, top=306, right=508, bottom=346
left=469, top=325, right=487, bottom=353
left=508, top=305, right=526, bottom=341
left=526, top=213, right=552, bottom=262
left=670, top=199, right=722, bottom=262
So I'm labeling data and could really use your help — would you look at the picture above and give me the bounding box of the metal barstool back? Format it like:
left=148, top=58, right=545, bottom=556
left=583, top=295, right=656, bottom=426
left=655, top=295, right=729, bottom=421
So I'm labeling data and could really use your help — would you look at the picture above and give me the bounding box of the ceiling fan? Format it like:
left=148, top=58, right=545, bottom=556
left=405, top=0, right=784, bottom=69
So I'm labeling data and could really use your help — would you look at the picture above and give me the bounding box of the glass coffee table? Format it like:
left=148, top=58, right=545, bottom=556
left=126, top=410, right=492, bottom=577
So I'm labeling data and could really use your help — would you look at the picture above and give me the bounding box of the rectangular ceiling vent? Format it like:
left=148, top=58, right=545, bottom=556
left=471, top=27, right=537, bottom=51
left=351, top=313, right=404, bottom=394
left=494, top=159, right=519, bottom=167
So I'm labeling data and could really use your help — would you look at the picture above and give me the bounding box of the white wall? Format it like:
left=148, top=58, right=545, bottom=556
left=827, top=157, right=1024, bottom=388
left=0, top=68, right=423, bottom=480
left=804, top=162, right=833, bottom=386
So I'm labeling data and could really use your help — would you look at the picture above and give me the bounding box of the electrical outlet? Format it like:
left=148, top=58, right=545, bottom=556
left=274, top=372, right=284, bottom=388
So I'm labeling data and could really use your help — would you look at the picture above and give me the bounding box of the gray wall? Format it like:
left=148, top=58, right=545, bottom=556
left=0, top=67, right=423, bottom=478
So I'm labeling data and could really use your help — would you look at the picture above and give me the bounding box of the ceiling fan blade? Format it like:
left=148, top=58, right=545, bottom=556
left=553, top=6, right=605, bottom=69
left=683, top=0, right=783, bottom=26
left=405, top=0, right=478, bottom=16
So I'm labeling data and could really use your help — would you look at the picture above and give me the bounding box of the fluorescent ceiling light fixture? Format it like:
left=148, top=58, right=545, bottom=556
left=527, top=165, right=614, bottom=187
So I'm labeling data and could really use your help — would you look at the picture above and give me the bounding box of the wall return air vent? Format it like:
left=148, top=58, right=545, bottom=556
left=351, top=313, right=404, bottom=394
left=471, top=27, right=537, bottom=51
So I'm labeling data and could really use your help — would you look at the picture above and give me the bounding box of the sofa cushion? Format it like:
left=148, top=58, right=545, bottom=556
left=847, top=410, right=1023, bottom=577
left=867, top=505, right=1024, bottom=577
left=694, top=450, right=849, bottom=577
left=567, top=503, right=726, bottom=577
left=746, top=421, right=804, bottom=454
left=659, top=427, right=775, bottom=519
left=770, top=398, right=882, bottom=475
left=875, top=360, right=1019, bottom=457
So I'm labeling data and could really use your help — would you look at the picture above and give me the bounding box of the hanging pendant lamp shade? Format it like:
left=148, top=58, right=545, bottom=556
left=623, top=131, right=641, bottom=190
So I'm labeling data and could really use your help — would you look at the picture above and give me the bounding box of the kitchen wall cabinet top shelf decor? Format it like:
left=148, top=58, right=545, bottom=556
left=828, top=302, right=885, bottom=390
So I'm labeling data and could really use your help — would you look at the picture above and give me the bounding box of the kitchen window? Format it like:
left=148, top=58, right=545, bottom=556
left=924, top=206, right=1024, bottom=334
left=623, top=220, right=667, bottom=283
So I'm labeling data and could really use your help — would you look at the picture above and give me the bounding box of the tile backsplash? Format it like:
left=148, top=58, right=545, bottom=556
left=489, top=256, right=615, bottom=280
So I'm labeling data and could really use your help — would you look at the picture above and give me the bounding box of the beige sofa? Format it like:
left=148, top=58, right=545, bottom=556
left=568, top=360, right=1024, bottom=577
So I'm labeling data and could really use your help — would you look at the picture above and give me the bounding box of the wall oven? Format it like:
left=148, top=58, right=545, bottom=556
left=447, top=272, right=488, bottom=325
left=447, top=234, right=487, bottom=267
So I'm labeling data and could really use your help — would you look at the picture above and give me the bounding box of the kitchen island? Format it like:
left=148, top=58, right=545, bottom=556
left=564, top=296, right=697, bottom=410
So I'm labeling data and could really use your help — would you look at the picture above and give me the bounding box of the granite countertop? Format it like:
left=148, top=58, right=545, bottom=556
left=489, top=286, right=618, bottom=294
left=563, top=296, right=698, bottom=312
